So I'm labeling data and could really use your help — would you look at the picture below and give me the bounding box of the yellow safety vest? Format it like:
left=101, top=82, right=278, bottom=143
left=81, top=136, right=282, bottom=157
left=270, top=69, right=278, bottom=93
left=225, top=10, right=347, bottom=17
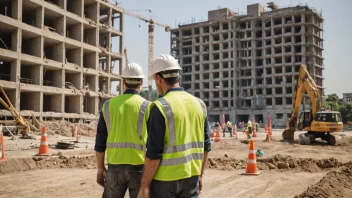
left=102, top=94, right=151, bottom=165
left=153, top=91, right=207, bottom=181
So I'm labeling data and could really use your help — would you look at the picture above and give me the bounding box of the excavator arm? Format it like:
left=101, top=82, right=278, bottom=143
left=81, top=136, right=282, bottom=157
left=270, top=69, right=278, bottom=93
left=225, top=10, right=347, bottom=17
left=282, top=65, right=322, bottom=140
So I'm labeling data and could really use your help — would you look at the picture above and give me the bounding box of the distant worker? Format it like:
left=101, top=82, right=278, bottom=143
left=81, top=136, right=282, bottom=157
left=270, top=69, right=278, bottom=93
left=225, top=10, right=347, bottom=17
left=138, top=54, right=211, bottom=198
left=223, top=121, right=233, bottom=138
left=247, top=120, right=252, bottom=139
left=95, top=62, right=151, bottom=198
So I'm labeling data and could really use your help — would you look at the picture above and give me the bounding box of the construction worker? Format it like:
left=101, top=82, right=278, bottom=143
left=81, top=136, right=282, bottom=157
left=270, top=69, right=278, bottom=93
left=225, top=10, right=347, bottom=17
left=247, top=120, right=252, bottom=139
left=223, top=121, right=233, bottom=137
left=137, top=54, right=211, bottom=198
left=94, top=62, right=151, bottom=198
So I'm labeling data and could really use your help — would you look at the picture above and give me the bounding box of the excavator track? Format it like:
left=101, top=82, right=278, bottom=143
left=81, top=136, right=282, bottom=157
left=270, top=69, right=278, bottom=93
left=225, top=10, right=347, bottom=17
left=298, top=132, right=343, bottom=146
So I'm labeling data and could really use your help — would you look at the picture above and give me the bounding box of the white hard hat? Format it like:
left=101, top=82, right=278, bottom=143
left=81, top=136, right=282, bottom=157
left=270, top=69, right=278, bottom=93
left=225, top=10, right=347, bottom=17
left=121, top=62, right=145, bottom=79
left=151, top=54, right=181, bottom=78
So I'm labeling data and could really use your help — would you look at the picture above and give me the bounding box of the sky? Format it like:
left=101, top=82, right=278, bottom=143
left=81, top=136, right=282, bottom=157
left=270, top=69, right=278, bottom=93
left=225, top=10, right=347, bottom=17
left=112, top=0, right=352, bottom=97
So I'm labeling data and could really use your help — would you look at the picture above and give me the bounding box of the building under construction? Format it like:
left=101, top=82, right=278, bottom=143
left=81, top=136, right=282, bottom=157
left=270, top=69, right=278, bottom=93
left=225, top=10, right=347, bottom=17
left=0, top=0, right=123, bottom=122
left=171, top=2, right=324, bottom=126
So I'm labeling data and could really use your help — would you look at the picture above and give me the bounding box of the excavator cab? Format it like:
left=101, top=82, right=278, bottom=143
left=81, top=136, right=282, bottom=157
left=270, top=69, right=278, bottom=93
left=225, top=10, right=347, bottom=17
left=297, top=111, right=312, bottom=130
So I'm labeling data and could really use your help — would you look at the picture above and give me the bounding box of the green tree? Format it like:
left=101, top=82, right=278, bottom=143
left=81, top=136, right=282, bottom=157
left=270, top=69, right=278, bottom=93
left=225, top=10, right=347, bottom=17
left=325, top=94, right=339, bottom=110
left=338, top=103, right=352, bottom=123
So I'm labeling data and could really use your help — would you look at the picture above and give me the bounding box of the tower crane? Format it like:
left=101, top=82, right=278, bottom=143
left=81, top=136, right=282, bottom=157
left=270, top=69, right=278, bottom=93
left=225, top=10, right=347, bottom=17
left=123, top=9, right=170, bottom=100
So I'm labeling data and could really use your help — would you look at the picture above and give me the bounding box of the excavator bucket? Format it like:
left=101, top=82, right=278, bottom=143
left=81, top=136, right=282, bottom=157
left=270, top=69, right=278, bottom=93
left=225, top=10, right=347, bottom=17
left=282, top=128, right=295, bottom=141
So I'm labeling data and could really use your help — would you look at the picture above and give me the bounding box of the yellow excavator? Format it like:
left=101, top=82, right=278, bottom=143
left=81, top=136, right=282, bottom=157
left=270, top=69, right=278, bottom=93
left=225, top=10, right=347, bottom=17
left=282, top=65, right=343, bottom=145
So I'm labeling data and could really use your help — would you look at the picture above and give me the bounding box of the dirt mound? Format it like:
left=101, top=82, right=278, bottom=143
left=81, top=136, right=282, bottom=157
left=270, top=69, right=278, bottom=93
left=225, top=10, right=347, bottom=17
left=208, top=154, right=342, bottom=172
left=0, top=154, right=97, bottom=174
left=296, top=162, right=352, bottom=198
left=35, top=121, right=97, bottom=137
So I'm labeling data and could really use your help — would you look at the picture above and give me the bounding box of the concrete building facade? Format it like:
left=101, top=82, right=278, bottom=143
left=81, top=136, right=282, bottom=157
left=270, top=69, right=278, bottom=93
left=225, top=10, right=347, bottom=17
left=0, top=0, right=123, bottom=122
left=343, top=93, right=352, bottom=104
left=171, top=2, right=324, bottom=127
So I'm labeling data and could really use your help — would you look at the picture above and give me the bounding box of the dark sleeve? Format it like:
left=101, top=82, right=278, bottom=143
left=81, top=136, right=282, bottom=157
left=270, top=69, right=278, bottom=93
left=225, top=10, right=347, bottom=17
left=204, top=115, right=211, bottom=152
left=94, top=111, right=108, bottom=152
left=146, top=105, right=165, bottom=160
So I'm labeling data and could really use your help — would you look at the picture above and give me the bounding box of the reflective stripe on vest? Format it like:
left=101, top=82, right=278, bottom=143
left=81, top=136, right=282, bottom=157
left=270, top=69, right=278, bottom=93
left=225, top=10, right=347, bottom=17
left=137, top=100, right=151, bottom=141
left=107, top=142, right=143, bottom=151
left=160, top=152, right=204, bottom=166
left=158, top=97, right=206, bottom=165
left=103, top=100, right=111, bottom=132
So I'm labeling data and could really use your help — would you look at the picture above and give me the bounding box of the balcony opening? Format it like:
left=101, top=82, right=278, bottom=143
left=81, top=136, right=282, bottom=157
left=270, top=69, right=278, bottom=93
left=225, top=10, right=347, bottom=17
left=202, top=54, right=209, bottom=62
left=285, top=16, right=292, bottom=24
left=266, top=67, right=272, bottom=74
left=20, top=92, right=40, bottom=111
left=203, top=73, right=209, bottom=80
left=195, top=83, right=200, bottom=89
left=275, top=47, right=282, bottom=54
left=256, top=41, right=262, bottom=48
left=275, top=57, right=282, bottom=64
left=256, top=31, right=262, bottom=38
left=286, top=76, right=292, bottom=83
left=295, top=65, right=300, bottom=72
left=274, top=18, right=282, bottom=25
left=0, top=27, right=16, bottom=51
left=274, top=38, right=282, bottom=45
left=20, top=64, right=40, bottom=85
left=275, top=67, right=283, bottom=74
left=43, top=67, right=62, bottom=88
left=266, top=58, right=271, bottom=65
left=276, top=113, right=283, bottom=119
left=222, top=43, right=229, bottom=50
left=285, top=36, right=292, bottom=43
left=22, top=34, right=41, bottom=58
left=222, top=71, right=228, bottom=78
left=256, top=50, right=262, bottom=57
left=266, top=88, right=272, bottom=95
left=66, top=47, right=81, bottom=66
left=194, top=46, right=200, bottom=53
left=286, top=87, right=293, bottom=94
left=213, top=54, right=220, bottom=60
left=213, top=72, right=220, bottom=79
left=0, top=60, right=15, bottom=82
left=284, top=27, right=292, bottom=33
left=83, top=51, right=97, bottom=69
left=286, top=66, right=292, bottom=73
left=66, top=18, right=82, bottom=42
left=256, top=78, right=263, bottom=85
left=265, top=30, right=271, bottom=37
left=43, top=93, right=62, bottom=112
left=222, top=33, right=229, bottom=40
left=223, top=81, right=229, bottom=88
left=212, top=44, right=219, bottom=51
left=44, top=9, right=64, bottom=35
left=183, top=83, right=191, bottom=90
left=266, top=77, right=272, bottom=85
left=222, top=62, right=229, bottom=69
left=265, top=39, right=271, bottom=46
left=203, top=64, right=209, bottom=71
left=203, top=45, right=209, bottom=52
left=275, top=98, right=283, bottom=105
left=195, top=73, right=200, bottom=80
left=265, top=20, right=271, bottom=27
left=83, top=24, right=97, bottom=46
left=222, top=52, right=228, bottom=59
left=213, top=34, right=219, bottom=41
left=246, top=31, right=251, bottom=38
left=84, top=1, right=98, bottom=23
left=43, top=38, right=63, bottom=62
left=295, top=15, right=301, bottom=23
left=98, top=76, right=108, bottom=93
left=294, top=26, right=302, bottom=33
left=284, top=46, right=292, bottom=53
left=285, top=56, right=292, bottom=63
left=203, top=82, right=209, bottom=89
left=183, top=57, right=192, bottom=64
left=256, top=59, right=263, bottom=66
left=182, top=75, right=191, bottom=82
left=275, top=76, right=283, bottom=84
left=256, top=69, right=264, bottom=77
left=275, top=87, right=283, bottom=94
left=286, top=97, right=292, bottom=105
left=65, top=95, right=80, bottom=114
left=65, top=71, right=81, bottom=90
left=294, top=45, right=301, bottom=53
left=266, top=98, right=272, bottom=105
left=203, top=27, right=209, bottom=34
left=222, top=23, right=228, bottom=30
left=295, top=36, right=302, bottom=43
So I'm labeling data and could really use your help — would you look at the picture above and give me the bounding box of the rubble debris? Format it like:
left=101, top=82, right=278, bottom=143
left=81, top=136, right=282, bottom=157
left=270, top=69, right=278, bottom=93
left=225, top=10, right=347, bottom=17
left=56, top=141, right=75, bottom=149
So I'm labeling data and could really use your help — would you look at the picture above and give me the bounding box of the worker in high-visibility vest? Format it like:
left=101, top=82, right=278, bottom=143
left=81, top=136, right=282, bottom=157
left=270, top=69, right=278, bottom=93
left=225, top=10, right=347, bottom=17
left=138, top=54, right=211, bottom=198
left=223, top=121, right=233, bottom=137
left=94, top=62, right=151, bottom=198
left=247, top=120, right=252, bottom=139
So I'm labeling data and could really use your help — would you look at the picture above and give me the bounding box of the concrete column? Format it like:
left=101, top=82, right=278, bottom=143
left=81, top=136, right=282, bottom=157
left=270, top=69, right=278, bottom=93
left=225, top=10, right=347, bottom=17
left=39, top=92, right=43, bottom=114
left=35, top=7, right=44, bottom=29
left=108, top=8, right=112, bottom=27
left=12, top=29, right=21, bottom=52
left=12, top=0, right=22, bottom=20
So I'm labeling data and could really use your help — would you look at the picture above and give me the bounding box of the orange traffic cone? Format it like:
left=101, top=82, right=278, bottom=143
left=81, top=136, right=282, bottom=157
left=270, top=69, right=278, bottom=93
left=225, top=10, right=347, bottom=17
left=214, top=126, right=221, bottom=142
left=0, top=125, right=5, bottom=162
left=36, top=126, right=51, bottom=156
left=233, top=124, right=238, bottom=139
left=252, top=118, right=257, bottom=138
left=242, top=140, right=261, bottom=175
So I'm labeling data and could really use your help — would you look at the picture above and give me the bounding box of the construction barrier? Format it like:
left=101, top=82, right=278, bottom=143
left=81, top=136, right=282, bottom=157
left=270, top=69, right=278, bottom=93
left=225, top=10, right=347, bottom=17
left=36, top=126, right=51, bottom=156
left=0, top=124, right=5, bottom=162
left=242, top=139, right=261, bottom=175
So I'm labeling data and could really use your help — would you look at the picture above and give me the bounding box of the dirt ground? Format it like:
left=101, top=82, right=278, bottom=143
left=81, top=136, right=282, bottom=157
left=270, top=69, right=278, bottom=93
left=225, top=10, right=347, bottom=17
left=1, top=126, right=352, bottom=198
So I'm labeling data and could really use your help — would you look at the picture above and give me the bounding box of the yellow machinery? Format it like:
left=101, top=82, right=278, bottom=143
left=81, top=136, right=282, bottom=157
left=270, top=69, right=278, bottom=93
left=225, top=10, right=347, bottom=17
left=282, top=65, right=343, bottom=145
